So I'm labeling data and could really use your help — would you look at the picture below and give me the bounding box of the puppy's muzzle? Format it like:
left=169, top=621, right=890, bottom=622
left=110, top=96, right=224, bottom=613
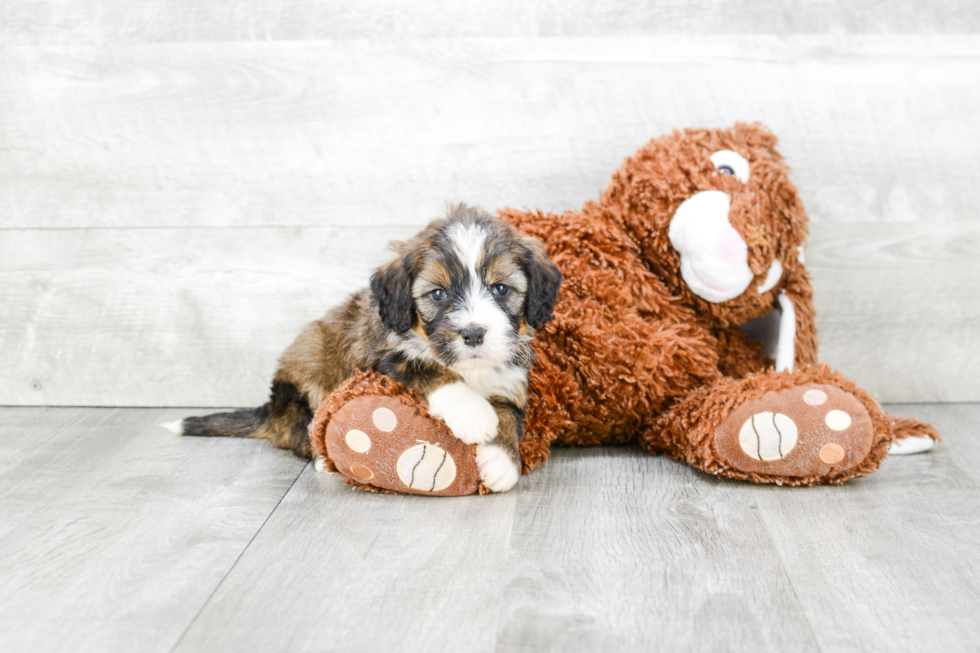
left=460, top=327, right=486, bottom=348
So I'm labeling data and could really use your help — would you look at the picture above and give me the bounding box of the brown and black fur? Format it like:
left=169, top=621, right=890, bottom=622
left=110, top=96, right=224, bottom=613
left=179, top=204, right=561, bottom=469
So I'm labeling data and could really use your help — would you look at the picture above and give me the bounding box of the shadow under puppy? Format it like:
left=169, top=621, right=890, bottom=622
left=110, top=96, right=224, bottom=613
left=166, top=204, right=562, bottom=492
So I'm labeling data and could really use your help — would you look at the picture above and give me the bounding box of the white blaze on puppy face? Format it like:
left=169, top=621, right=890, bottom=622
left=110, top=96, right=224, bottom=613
left=446, top=222, right=519, bottom=370
left=668, top=190, right=754, bottom=303
left=447, top=220, right=487, bottom=273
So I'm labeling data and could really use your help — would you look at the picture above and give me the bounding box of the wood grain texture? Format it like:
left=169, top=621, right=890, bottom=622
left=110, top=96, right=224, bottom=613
left=3, top=37, right=978, bottom=406
left=755, top=402, right=980, bottom=652
left=2, top=221, right=976, bottom=406
left=0, top=407, right=307, bottom=653
left=495, top=447, right=818, bottom=652
left=174, top=404, right=980, bottom=652
left=2, top=0, right=978, bottom=45
left=0, top=225, right=416, bottom=407
left=174, top=466, right=518, bottom=652
left=1, top=405, right=977, bottom=652
left=810, top=221, right=980, bottom=403
left=2, top=37, right=979, bottom=230
left=902, top=403, right=980, bottom=484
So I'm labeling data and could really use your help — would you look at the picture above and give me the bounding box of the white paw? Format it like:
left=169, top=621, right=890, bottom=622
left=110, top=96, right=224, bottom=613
left=161, top=420, right=184, bottom=436
left=475, top=444, right=519, bottom=493
left=426, top=382, right=498, bottom=445
left=888, top=435, right=937, bottom=455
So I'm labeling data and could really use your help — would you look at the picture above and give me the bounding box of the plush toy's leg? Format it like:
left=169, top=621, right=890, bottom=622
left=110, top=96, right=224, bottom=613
left=641, top=365, right=918, bottom=485
left=887, top=416, right=940, bottom=455
left=308, top=372, right=485, bottom=496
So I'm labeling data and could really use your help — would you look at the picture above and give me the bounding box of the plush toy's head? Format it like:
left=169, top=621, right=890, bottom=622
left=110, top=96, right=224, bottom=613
left=601, top=122, right=809, bottom=328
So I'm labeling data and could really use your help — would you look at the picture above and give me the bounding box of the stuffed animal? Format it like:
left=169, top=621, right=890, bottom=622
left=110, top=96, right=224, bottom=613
left=310, top=123, right=939, bottom=495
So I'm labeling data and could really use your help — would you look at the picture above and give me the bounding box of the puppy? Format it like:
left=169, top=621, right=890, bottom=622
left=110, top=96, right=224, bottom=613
left=165, top=204, right=562, bottom=492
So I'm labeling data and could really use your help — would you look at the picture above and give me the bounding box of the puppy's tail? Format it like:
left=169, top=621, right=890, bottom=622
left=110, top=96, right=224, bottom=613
left=163, top=381, right=315, bottom=458
left=163, top=405, right=271, bottom=440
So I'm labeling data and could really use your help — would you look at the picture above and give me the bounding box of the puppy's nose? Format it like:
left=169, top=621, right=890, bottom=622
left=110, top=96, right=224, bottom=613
left=460, top=327, right=486, bottom=348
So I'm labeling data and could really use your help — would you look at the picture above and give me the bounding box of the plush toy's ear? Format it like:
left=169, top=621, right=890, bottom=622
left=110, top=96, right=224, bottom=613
left=370, top=255, right=415, bottom=333
left=520, top=238, right=562, bottom=329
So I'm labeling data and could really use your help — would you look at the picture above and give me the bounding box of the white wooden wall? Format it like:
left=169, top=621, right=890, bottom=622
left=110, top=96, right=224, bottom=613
left=1, top=3, right=978, bottom=407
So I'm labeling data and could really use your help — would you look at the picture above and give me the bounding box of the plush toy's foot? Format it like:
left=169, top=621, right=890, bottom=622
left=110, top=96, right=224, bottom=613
left=713, top=383, right=877, bottom=480
left=309, top=373, right=483, bottom=496
left=647, top=366, right=896, bottom=485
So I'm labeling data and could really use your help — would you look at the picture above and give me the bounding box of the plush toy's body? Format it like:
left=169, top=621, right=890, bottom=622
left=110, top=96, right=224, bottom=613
left=311, top=123, right=938, bottom=493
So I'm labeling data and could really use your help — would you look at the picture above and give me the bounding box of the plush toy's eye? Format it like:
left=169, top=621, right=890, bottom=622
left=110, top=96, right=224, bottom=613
left=429, top=288, right=447, bottom=301
left=491, top=283, right=510, bottom=297
left=710, top=150, right=750, bottom=183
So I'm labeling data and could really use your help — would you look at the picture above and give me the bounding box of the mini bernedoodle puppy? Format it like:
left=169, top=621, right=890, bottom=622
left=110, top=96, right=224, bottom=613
left=166, top=204, right=562, bottom=492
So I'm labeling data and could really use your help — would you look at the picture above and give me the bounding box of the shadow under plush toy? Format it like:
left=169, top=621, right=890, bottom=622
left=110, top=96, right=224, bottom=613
left=309, top=122, right=939, bottom=494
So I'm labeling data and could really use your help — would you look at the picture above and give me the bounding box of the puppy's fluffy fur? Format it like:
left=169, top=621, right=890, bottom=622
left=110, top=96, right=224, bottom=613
left=170, top=204, right=561, bottom=492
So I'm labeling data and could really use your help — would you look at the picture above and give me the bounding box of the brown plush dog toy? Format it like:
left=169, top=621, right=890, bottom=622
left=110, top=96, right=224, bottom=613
left=310, top=123, right=939, bottom=494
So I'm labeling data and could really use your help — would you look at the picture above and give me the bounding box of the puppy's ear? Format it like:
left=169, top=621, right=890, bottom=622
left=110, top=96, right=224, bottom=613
left=371, top=255, right=415, bottom=333
left=520, top=237, right=562, bottom=329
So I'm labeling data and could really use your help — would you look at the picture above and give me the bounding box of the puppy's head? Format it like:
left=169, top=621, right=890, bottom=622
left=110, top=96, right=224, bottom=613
left=371, top=204, right=561, bottom=371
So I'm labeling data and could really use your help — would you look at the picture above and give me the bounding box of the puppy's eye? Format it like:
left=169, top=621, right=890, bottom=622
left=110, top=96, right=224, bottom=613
left=429, top=288, right=447, bottom=301
left=717, top=165, right=735, bottom=177
left=491, top=283, right=510, bottom=297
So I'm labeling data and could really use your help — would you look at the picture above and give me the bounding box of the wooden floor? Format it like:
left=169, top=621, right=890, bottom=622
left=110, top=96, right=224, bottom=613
left=1, top=404, right=977, bottom=652
left=3, top=1, right=979, bottom=651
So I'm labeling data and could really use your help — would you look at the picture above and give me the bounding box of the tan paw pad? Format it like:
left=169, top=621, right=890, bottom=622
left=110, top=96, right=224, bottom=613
left=345, top=429, right=372, bottom=453
left=819, top=443, right=846, bottom=464
left=825, top=410, right=851, bottom=431
left=803, top=389, right=827, bottom=406
left=714, top=383, right=875, bottom=478
left=396, top=443, right=457, bottom=492
left=349, top=463, right=374, bottom=481
left=320, top=395, right=480, bottom=496
left=738, top=412, right=798, bottom=461
left=372, top=407, right=398, bottom=432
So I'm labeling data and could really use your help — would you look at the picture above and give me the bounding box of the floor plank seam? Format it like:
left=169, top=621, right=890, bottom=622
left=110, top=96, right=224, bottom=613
left=755, top=503, right=824, bottom=653
left=489, top=495, right=519, bottom=653
left=167, top=461, right=310, bottom=652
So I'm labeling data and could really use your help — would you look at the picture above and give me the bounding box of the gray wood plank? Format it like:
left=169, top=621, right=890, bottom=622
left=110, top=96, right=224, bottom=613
left=173, top=447, right=820, bottom=653
left=2, top=220, right=976, bottom=407
left=2, top=37, right=979, bottom=230
left=754, top=402, right=980, bottom=652
left=812, top=222, right=980, bottom=403
left=0, top=407, right=307, bottom=653
left=1, top=405, right=977, bottom=652
left=494, top=447, right=819, bottom=652
left=173, top=404, right=980, bottom=652
left=173, top=465, right=518, bottom=652
left=0, top=225, right=415, bottom=407
left=2, top=0, right=977, bottom=45
left=891, top=403, right=980, bottom=482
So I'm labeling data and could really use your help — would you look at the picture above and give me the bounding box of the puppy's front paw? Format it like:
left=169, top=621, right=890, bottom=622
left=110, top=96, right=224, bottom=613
left=475, top=444, right=520, bottom=493
left=426, top=382, right=498, bottom=445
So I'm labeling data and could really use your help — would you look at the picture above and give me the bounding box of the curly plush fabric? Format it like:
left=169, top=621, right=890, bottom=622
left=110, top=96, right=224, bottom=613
left=500, top=124, right=818, bottom=467
left=312, top=123, right=938, bottom=491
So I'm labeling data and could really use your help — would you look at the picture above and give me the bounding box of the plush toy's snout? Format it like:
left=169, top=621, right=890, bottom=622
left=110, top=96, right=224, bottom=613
left=668, top=185, right=796, bottom=373
left=668, top=190, right=754, bottom=303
